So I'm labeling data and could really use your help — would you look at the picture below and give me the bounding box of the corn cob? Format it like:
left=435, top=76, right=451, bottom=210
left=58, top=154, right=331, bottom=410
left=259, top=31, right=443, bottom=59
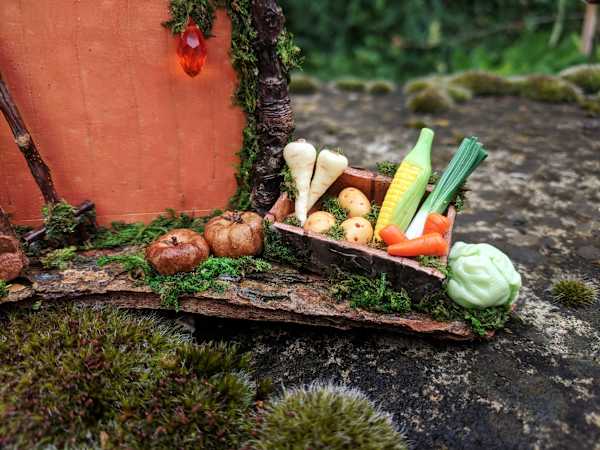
left=374, top=128, right=433, bottom=240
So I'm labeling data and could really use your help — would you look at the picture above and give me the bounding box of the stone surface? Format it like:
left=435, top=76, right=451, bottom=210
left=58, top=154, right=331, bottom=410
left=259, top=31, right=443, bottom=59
left=194, top=90, right=600, bottom=449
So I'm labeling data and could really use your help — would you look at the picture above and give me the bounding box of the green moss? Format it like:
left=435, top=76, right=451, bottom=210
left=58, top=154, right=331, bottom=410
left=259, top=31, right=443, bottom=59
left=40, top=246, right=77, bottom=270
left=0, top=305, right=258, bottom=449
left=376, top=161, right=399, bottom=178
left=579, top=93, right=600, bottom=116
left=263, top=221, right=308, bottom=268
left=415, top=256, right=449, bottom=277
left=289, top=73, right=320, bottom=94
left=551, top=277, right=598, bottom=308
left=0, top=280, right=8, bottom=297
left=403, top=76, right=440, bottom=95
left=280, top=164, right=297, bottom=200
left=98, top=254, right=270, bottom=310
left=251, top=383, right=407, bottom=450
left=326, top=223, right=345, bottom=241
left=413, top=291, right=511, bottom=336
left=560, top=64, right=600, bottom=94
left=335, top=78, right=367, bottom=92
left=364, top=202, right=380, bottom=227
left=42, top=201, right=79, bottom=245
left=163, top=0, right=215, bottom=35
left=368, top=80, right=395, bottom=95
left=330, top=272, right=411, bottom=314
left=449, top=70, right=517, bottom=96
left=407, top=87, right=454, bottom=113
left=321, top=196, right=348, bottom=222
left=446, top=84, right=473, bottom=103
left=90, top=209, right=220, bottom=249
left=282, top=215, right=301, bottom=227
left=516, top=75, right=582, bottom=103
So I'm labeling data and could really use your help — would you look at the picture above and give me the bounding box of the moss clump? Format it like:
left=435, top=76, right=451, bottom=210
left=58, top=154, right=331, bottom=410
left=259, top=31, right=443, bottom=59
left=415, top=256, right=449, bottom=277
left=98, top=254, right=270, bottom=310
left=335, top=78, right=367, bottom=92
left=560, top=64, right=600, bottom=94
left=0, top=305, right=258, bottom=449
left=289, top=73, right=320, bottom=94
left=280, top=165, right=297, bottom=200
left=0, top=280, right=8, bottom=297
left=326, top=223, right=345, bottom=241
left=446, top=84, right=473, bottom=103
left=40, top=246, right=77, bottom=270
left=579, top=93, right=600, bottom=116
left=403, top=76, right=440, bottom=95
left=551, top=277, right=598, bottom=308
left=364, top=202, right=380, bottom=227
left=406, top=87, right=454, bottom=113
left=368, top=80, right=395, bottom=95
left=413, top=292, right=511, bottom=336
left=42, top=201, right=81, bottom=245
left=263, top=221, right=308, bottom=268
left=282, top=215, right=301, bottom=227
left=330, top=273, right=411, bottom=314
left=376, top=161, right=399, bottom=178
left=90, top=209, right=220, bottom=249
left=321, top=196, right=349, bottom=222
left=251, top=383, right=407, bottom=450
left=516, top=75, right=582, bottom=103
left=163, top=0, right=215, bottom=35
left=449, top=70, right=517, bottom=96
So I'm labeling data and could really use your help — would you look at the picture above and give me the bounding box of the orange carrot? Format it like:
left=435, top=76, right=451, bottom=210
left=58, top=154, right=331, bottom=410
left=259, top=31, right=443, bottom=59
left=387, top=232, right=448, bottom=257
left=379, top=224, right=407, bottom=246
left=423, top=213, right=450, bottom=235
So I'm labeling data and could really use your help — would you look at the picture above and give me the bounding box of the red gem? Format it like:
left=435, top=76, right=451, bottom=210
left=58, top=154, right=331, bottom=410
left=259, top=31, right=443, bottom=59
left=177, top=19, right=207, bottom=77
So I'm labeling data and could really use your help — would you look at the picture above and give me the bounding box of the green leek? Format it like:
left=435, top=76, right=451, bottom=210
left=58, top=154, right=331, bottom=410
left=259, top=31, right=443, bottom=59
left=406, top=137, right=487, bottom=239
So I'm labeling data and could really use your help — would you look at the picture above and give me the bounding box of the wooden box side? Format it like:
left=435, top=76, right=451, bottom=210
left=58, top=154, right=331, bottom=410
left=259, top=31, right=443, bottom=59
left=266, top=167, right=457, bottom=296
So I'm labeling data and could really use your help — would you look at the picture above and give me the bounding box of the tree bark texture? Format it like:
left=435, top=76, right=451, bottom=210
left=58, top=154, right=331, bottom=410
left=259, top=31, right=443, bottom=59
left=0, top=257, right=486, bottom=341
left=0, top=70, right=61, bottom=204
left=250, top=0, right=295, bottom=214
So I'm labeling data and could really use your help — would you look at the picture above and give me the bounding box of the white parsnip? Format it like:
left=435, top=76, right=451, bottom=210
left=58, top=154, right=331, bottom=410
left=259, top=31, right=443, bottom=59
left=306, top=150, right=348, bottom=211
left=283, top=139, right=317, bottom=225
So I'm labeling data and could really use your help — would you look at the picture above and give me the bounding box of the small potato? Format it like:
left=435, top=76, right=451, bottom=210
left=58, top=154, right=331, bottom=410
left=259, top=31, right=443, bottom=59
left=304, top=211, right=336, bottom=234
left=341, top=217, right=373, bottom=245
left=338, top=187, right=371, bottom=218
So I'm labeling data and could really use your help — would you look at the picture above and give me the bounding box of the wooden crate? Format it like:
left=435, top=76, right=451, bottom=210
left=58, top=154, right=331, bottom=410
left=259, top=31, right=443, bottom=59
left=266, top=167, right=456, bottom=300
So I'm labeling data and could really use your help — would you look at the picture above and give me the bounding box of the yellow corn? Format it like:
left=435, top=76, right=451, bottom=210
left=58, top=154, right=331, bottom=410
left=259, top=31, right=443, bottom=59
left=374, top=129, right=433, bottom=240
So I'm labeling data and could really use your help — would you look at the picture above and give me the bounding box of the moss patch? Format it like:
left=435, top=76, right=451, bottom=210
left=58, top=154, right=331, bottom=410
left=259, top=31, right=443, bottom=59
left=251, top=383, right=407, bottom=450
left=415, top=256, right=449, bottom=277
left=516, top=75, right=582, bottom=103
left=368, top=80, right=395, bottom=95
left=321, top=196, right=348, bottom=223
left=449, top=70, right=517, bottom=96
left=407, top=87, right=454, bottom=113
left=330, top=272, right=411, bottom=314
left=0, top=280, right=8, bottom=298
left=40, top=246, right=77, bottom=270
left=263, top=221, right=308, bottom=268
left=376, top=161, right=399, bottom=178
left=551, top=277, right=598, bottom=308
left=98, top=254, right=270, bottom=310
left=0, top=305, right=259, bottom=449
left=560, top=64, right=600, bottom=94
left=89, top=209, right=220, bottom=249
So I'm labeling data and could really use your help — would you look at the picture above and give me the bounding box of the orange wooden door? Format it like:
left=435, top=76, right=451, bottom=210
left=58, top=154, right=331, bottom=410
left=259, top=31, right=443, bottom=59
left=0, top=4, right=244, bottom=226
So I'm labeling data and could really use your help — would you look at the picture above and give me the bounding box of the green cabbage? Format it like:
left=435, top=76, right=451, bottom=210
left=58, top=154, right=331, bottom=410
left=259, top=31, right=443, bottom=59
left=447, top=242, right=521, bottom=309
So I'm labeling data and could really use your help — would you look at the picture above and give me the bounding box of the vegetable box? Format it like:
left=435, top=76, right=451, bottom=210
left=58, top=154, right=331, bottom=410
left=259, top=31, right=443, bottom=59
left=266, top=167, right=456, bottom=300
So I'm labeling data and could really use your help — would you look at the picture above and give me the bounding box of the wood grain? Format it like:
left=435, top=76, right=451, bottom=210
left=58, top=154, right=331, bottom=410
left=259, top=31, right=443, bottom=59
left=0, top=6, right=245, bottom=226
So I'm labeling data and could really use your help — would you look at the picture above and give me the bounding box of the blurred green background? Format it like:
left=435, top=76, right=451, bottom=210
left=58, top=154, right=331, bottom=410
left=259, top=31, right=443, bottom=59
left=279, top=0, right=598, bottom=81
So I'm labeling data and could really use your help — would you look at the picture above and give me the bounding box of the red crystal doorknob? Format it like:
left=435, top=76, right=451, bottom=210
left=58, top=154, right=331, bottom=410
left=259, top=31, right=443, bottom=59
left=177, top=19, right=207, bottom=77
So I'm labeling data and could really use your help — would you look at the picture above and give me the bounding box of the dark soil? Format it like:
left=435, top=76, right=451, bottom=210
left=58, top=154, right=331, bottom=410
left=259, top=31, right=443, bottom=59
left=195, top=89, right=600, bottom=450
